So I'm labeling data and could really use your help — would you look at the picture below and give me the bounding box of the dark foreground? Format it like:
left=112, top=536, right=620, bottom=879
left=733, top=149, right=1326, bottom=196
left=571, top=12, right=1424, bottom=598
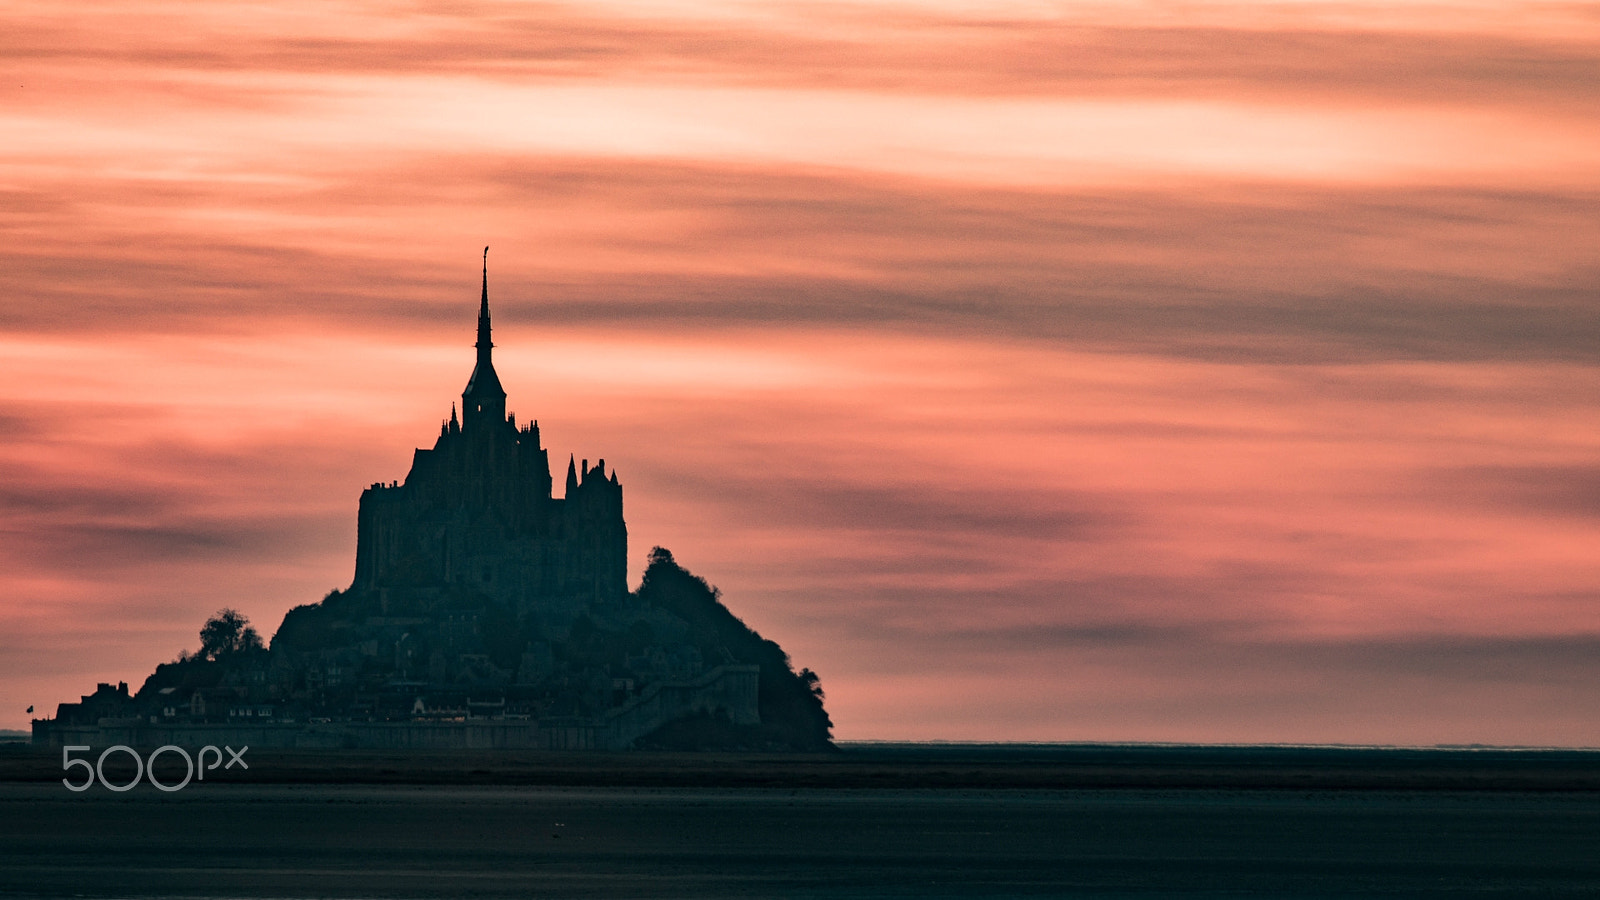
left=1, top=744, right=1597, bottom=897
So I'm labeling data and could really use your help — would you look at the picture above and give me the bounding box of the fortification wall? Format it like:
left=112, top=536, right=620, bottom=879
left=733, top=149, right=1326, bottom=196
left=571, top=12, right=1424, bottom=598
left=607, top=664, right=760, bottom=742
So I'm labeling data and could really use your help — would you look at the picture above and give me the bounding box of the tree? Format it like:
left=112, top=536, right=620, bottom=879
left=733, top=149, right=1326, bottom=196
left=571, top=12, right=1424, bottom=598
left=635, top=547, right=834, bottom=750
left=199, top=608, right=264, bottom=661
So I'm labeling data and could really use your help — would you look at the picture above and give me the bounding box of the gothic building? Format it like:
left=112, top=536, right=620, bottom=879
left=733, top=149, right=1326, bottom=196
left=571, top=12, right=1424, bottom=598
left=352, top=253, right=627, bottom=618
left=34, top=252, right=833, bottom=751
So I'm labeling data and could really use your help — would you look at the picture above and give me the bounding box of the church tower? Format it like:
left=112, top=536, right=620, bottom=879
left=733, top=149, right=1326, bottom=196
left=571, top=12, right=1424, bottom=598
left=352, top=252, right=627, bottom=617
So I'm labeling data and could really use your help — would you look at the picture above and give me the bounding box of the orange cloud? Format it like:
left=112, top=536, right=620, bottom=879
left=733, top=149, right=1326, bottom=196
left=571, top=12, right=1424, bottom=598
left=3, top=1, right=1598, bottom=743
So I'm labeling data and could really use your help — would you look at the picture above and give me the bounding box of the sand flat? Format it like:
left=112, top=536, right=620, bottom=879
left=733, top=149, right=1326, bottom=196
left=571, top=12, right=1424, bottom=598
left=2, top=782, right=1598, bottom=897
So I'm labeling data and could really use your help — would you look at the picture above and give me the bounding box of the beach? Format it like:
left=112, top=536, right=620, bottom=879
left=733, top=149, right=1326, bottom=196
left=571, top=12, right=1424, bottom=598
left=2, top=744, right=1597, bottom=897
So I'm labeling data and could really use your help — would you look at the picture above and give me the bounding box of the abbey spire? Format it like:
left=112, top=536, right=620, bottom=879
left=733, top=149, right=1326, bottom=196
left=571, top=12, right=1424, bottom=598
left=462, top=245, right=507, bottom=429
left=476, top=245, right=492, bottom=356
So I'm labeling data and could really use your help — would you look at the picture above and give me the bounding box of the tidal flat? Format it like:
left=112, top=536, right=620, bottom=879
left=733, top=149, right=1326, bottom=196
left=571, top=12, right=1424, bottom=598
left=2, top=745, right=1598, bottom=897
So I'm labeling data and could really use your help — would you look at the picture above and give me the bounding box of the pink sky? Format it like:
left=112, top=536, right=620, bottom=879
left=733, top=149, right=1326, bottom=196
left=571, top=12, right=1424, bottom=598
left=3, top=1, right=1598, bottom=743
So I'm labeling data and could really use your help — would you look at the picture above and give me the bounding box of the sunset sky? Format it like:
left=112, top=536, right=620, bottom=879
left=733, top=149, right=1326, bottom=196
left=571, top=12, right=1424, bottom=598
left=3, top=0, right=1598, bottom=743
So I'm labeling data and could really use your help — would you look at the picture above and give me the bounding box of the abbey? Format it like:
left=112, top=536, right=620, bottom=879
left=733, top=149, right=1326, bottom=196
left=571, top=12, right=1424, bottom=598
left=354, top=255, right=626, bottom=619
left=34, top=253, right=833, bottom=751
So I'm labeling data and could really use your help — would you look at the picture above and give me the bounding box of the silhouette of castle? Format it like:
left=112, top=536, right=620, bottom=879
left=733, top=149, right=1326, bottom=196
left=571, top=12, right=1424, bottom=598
left=354, top=252, right=626, bottom=617
left=33, top=251, right=833, bottom=751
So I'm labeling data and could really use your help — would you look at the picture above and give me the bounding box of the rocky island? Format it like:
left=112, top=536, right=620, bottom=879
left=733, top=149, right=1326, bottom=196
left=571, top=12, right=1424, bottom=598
left=33, top=253, right=832, bottom=752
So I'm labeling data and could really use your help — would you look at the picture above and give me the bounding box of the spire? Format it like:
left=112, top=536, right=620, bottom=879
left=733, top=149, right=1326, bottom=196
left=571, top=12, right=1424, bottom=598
left=565, top=454, right=579, bottom=497
left=462, top=246, right=507, bottom=429
left=476, top=246, right=491, bottom=356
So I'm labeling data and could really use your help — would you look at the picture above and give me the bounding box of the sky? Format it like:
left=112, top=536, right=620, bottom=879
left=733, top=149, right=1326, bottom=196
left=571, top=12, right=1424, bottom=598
left=2, top=0, right=1598, bottom=744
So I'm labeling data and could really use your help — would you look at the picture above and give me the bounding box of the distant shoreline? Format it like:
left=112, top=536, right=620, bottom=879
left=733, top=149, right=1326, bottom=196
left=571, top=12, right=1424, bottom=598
left=4, top=741, right=1597, bottom=791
